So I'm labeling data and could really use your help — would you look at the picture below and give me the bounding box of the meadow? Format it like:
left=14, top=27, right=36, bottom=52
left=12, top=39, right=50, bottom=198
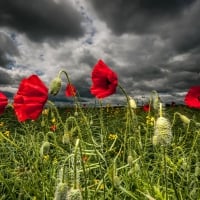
left=0, top=103, right=200, bottom=200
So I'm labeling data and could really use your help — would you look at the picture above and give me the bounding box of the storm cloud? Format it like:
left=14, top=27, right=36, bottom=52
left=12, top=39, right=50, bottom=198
left=0, top=0, right=199, bottom=105
left=0, top=0, right=85, bottom=42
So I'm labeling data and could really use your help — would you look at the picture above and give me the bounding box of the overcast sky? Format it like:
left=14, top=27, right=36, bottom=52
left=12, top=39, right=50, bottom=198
left=0, top=0, right=199, bottom=106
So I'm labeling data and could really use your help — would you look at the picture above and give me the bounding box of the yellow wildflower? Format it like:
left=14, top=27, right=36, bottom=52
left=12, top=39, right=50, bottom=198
left=42, top=109, right=49, bottom=115
left=4, top=131, right=10, bottom=137
left=51, top=118, right=56, bottom=124
left=43, top=155, right=49, bottom=161
left=94, top=179, right=104, bottom=190
left=52, top=157, right=58, bottom=165
left=146, top=116, right=155, bottom=126
left=108, top=133, right=118, bottom=140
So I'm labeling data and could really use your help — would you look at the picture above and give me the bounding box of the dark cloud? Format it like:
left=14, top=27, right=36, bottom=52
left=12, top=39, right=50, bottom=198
left=167, top=1, right=200, bottom=53
left=78, top=49, right=97, bottom=68
left=0, top=0, right=85, bottom=42
left=0, top=32, right=19, bottom=67
left=86, top=0, right=200, bottom=102
left=89, top=0, right=200, bottom=54
left=88, top=0, right=196, bottom=35
left=0, top=69, right=13, bottom=84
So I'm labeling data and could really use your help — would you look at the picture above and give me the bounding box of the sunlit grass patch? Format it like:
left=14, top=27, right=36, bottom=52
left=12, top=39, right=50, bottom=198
left=0, top=104, right=199, bottom=199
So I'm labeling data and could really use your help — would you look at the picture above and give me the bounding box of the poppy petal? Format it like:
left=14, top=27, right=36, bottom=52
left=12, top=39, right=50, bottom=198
left=13, top=74, right=48, bottom=122
left=0, top=92, right=8, bottom=115
left=184, top=86, right=200, bottom=109
left=90, top=59, right=118, bottom=98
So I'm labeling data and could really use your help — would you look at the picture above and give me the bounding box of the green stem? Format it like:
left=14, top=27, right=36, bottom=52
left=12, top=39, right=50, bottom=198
left=118, top=84, right=133, bottom=162
left=159, top=103, right=163, bottom=117
left=73, top=138, right=80, bottom=189
left=163, top=146, right=168, bottom=200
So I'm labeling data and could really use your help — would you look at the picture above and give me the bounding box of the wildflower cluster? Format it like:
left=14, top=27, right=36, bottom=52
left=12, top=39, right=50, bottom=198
left=0, top=59, right=200, bottom=199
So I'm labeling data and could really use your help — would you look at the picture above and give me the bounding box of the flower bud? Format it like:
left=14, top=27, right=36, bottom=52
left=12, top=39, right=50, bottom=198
left=153, top=117, right=172, bottom=146
left=128, top=96, right=137, bottom=109
left=127, top=155, right=134, bottom=167
left=153, top=95, right=160, bottom=110
left=74, top=111, right=78, bottom=116
left=49, top=76, right=62, bottom=96
left=178, top=114, right=190, bottom=124
left=62, top=132, right=70, bottom=144
left=113, top=175, right=121, bottom=188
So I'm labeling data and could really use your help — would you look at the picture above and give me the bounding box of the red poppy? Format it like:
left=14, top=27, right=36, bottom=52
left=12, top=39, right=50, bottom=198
left=50, top=124, right=57, bottom=132
left=0, top=92, right=8, bottom=115
left=143, top=104, right=150, bottom=112
left=90, top=59, right=118, bottom=98
left=65, top=83, right=77, bottom=97
left=184, top=86, right=200, bottom=109
left=82, top=155, right=89, bottom=163
left=13, top=75, right=48, bottom=122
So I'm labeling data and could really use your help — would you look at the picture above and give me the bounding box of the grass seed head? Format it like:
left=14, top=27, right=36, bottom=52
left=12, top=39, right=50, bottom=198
left=66, top=188, right=82, bottom=200
left=153, top=117, right=172, bottom=146
left=54, top=182, right=68, bottom=200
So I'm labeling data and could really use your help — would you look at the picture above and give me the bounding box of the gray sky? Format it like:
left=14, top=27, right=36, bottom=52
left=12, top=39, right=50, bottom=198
left=0, top=0, right=199, bottom=106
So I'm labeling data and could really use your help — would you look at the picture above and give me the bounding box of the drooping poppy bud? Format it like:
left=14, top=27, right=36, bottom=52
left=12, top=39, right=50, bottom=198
left=49, top=76, right=62, bottom=96
left=178, top=113, right=190, bottom=125
left=65, top=83, right=77, bottom=97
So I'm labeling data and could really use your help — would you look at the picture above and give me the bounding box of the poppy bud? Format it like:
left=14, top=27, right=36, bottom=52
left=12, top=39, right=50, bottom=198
left=62, top=132, right=71, bottom=144
left=128, top=96, right=137, bottom=109
left=40, top=141, right=50, bottom=156
left=74, top=111, right=78, bottom=116
left=49, top=76, right=62, bottom=96
left=153, top=117, right=172, bottom=146
left=113, top=175, right=121, bottom=188
left=153, top=95, right=160, bottom=110
left=178, top=113, right=190, bottom=125
left=127, top=155, right=134, bottom=167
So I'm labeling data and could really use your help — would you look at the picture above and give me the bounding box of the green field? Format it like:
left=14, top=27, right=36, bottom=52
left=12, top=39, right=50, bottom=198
left=0, top=104, right=200, bottom=200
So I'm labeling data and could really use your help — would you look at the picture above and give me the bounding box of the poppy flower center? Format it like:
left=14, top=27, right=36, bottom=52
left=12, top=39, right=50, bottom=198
left=106, top=78, right=111, bottom=86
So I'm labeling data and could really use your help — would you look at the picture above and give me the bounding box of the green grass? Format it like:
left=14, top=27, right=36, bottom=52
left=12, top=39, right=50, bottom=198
left=0, top=104, right=200, bottom=200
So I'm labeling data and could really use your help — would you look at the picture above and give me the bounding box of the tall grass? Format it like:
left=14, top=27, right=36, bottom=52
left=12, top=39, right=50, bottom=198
left=0, top=103, right=199, bottom=200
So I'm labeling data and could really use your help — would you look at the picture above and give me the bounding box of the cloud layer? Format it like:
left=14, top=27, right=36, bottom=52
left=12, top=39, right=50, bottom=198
left=0, top=0, right=84, bottom=42
left=0, top=0, right=199, bottom=105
